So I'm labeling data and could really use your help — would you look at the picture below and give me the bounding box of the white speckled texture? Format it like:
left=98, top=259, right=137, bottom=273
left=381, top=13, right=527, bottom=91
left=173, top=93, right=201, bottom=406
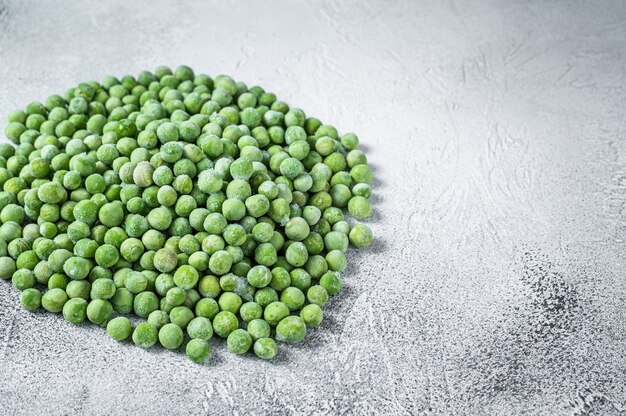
left=1, top=0, right=626, bottom=414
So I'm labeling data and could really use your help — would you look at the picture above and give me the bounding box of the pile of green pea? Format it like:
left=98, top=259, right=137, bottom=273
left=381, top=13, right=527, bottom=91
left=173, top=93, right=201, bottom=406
left=0, top=65, right=373, bottom=363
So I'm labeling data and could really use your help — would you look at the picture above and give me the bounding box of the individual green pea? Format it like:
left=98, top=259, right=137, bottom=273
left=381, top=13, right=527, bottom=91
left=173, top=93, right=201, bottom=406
left=209, top=250, right=232, bottom=275
left=229, top=157, right=253, bottom=181
left=251, top=222, right=273, bottom=243
left=132, top=322, right=158, bottom=348
left=320, top=271, right=343, bottom=296
left=90, top=278, right=116, bottom=300
left=254, top=243, right=277, bottom=267
left=12, top=268, right=36, bottom=290
left=349, top=223, right=373, bottom=248
left=158, top=323, right=184, bottom=349
left=263, top=301, right=290, bottom=326
left=352, top=183, right=372, bottom=199
left=63, top=257, right=92, bottom=280
left=236, top=301, right=261, bottom=323
left=324, top=231, right=349, bottom=253
left=246, top=319, right=270, bottom=341
left=133, top=291, right=159, bottom=318
left=0, top=257, right=16, bottom=280
left=20, top=288, right=42, bottom=311
left=213, top=310, right=239, bottom=338
left=188, top=251, right=209, bottom=271
left=166, top=287, right=186, bottom=306
left=325, top=250, right=347, bottom=272
left=143, top=229, right=166, bottom=251
left=197, top=275, right=221, bottom=299
left=246, top=265, right=271, bottom=288
left=187, top=316, right=213, bottom=340
left=347, top=195, right=372, bottom=219
left=350, top=164, right=372, bottom=184
left=285, top=217, right=310, bottom=241
left=155, top=273, right=175, bottom=296
left=62, top=298, right=88, bottom=324
left=41, top=288, right=68, bottom=313
left=227, top=328, right=253, bottom=355
left=169, top=305, right=195, bottom=329
left=93, top=244, right=119, bottom=268
left=195, top=298, right=219, bottom=321
left=281, top=286, right=306, bottom=311
left=332, top=220, right=351, bottom=236
left=154, top=247, right=178, bottom=273
left=275, top=315, right=307, bottom=344
left=73, top=238, right=99, bottom=258
left=218, top=292, right=243, bottom=314
left=307, top=285, right=329, bottom=306
left=147, top=310, right=170, bottom=330
left=174, top=265, right=199, bottom=290
left=223, top=224, right=247, bottom=246
left=289, top=268, right=312, bottom=292
left=253, top=337, right=278, bottom=360
left=300, top=303, right=324, bottom=326
left=110, top=288, right=134, bottom=314
left=340, top=132, right=359, bottom=150
left=66, top=280, right=91, bottom=300
left=124, top=271, right=148, bottom=294
left=99, top=202, right=124, bottom=227
left=107, top=316, right=133, bottom=341
left=304, top=254, right=328, bottom=279
left=222, top=198, right=246, bottom=221
left=120, top=238, right=144, bottom=262
left=86, top=299, right=113, bottom=326
left=186, top=338, right=210, bottom=363
left=285, top=242, right=308, bottom=267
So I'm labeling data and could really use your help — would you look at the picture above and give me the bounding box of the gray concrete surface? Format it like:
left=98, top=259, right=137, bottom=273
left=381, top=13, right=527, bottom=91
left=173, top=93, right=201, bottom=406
left=1, top=0, right=625, bottom=414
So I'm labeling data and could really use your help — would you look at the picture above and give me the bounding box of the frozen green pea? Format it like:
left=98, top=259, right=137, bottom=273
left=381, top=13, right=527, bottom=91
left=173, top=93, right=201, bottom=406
left=174, top=265, right=199, bottom=290
left=347, top=195, right=372, bottom=219
left=159, top=323, right=184, bottom=349
left=109, top=288, right=134, bottom=314
left=320, top=271, right=343, bottom=296
left=246, top=265, right=272, bottom=288
left=275, top=315, right=306, bottom=344
left=147, top=310, right=170, bottom=329
left=107, top=316, right=133, bottom=341
left=285, top=242, right=308, bottom=267
left=253, top=338, right=278, bottom=360
left=169, top=305, right=194, bottom=329
left=62, top=298, right=88, bottom=324
left=187, top=317, right=213, bottom=340
left=218, top=292, right=243, bottom=314
left=213, top=311, right=239, bottom=338
left=41, top=288, right=68, bottom=313
left=133, top=291, right=159, bottom=318
left=186, top=339, right=210, bottom=363
left=284, top=217, right=310, bottom=241
left=325, top=250, right=347, bottom=272
left=349, top=223, right=373, bottom=249
left=227, top=328, right=253, bottom=355
left=86, top=299, right=113, bottom=326
left=195, top=298, right=220, bottom=320
left=263, top=301, right=290, bottom=326
left=133, top=322, right=158, bottom=348
left=20, top=288, right=42, bottom=311
left=280, top=286, right=305, bottom=311
left=239, top=301, right=263, bottom=323
left=90, top=278, right=116, bottom=300
left=300, top=303, right=323, bottom=326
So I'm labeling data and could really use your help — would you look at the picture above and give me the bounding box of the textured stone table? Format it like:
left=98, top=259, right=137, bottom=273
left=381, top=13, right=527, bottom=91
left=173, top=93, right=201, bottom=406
left=1, top=0, right=625, bottom=414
